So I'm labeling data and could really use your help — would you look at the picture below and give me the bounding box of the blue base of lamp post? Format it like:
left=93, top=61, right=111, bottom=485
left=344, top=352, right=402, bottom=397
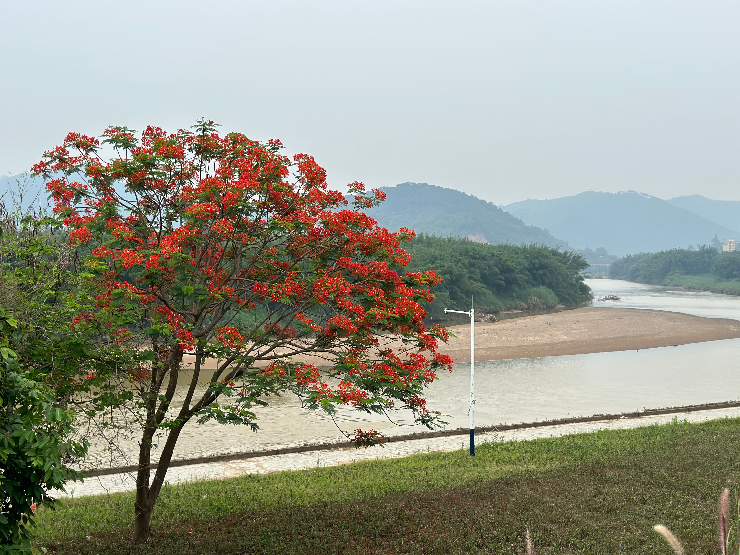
left=470, top=429, right=475, bottom=456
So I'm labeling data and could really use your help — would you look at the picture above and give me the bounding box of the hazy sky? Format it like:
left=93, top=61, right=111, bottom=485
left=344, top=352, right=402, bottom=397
left=1, top=1, right=738, bottom=205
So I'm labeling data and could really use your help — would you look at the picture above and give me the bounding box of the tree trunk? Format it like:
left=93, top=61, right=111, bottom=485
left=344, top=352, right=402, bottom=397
left=133, top=429, right=155, bottom=544
left=133, top=349, right=185, bottom=544
left=134, top=487, right=154, bottom=544
left=132, top=424, right=185, bottom=544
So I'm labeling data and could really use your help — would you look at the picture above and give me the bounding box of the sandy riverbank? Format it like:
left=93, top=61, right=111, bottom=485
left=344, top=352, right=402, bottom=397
left=185, top=307, right=740, bottom=370
left=439, top=307, right=740, bottom=362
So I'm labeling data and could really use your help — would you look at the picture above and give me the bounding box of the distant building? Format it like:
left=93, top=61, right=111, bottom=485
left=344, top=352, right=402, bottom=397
left=723, top=239, right=736, bottom=252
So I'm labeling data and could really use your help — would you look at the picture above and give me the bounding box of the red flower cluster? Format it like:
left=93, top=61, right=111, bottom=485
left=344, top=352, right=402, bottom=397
left=32, top=120, right=452, bottom=430
left=353, top=429, right=383, bottom=447
left=217, top=326, right=245, bottom=349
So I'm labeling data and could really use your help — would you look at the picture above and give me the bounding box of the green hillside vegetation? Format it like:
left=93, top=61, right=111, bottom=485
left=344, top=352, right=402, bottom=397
left=405, top=235, right=591, bottom=318
left=609, top=247, right=740, bottom=295
left=366, top=183, right=566, bottom=248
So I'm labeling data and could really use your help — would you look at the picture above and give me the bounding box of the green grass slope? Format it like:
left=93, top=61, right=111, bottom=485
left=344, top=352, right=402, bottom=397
left=35, top=418, right=740, bottom=554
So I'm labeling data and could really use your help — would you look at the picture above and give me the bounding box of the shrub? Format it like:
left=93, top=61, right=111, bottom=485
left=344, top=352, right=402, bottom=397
left=0, top=310, right=86, bottom=551
left=513, top=286, right=559, bottom=310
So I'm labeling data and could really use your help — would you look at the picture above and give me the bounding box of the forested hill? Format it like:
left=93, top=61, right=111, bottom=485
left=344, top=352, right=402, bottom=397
left=609, top=247, right=740, bottom=296
left=364, top=183, right=566, bottom=248
left=405, top=235, right=591, bottom=319
left=667, top=195, right=740, bottom=232
left=503, top=191, right=740, bottom=256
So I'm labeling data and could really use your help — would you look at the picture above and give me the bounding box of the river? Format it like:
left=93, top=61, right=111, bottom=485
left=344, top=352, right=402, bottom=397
left=589, top=278, right=740, bottom=319
left=82, top=279, right=740, bottom=468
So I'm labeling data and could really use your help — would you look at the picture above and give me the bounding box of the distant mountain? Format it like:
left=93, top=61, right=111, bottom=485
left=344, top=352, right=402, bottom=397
left=667, top=195, right=740, bottom=233
left=1, top=175, right=567, bottom=248
left=503, top=191, right=740, bottom=256
left=364, top=183, right=567, bottom=248
left=0, top=173, right=49, bottom=211
left=0, top=172, right=44, bottom=191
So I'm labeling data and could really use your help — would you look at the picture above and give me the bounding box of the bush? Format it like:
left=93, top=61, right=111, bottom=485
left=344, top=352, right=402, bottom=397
left=712, top=251, right=740, bottom=280
left=514, top=286, right=559, bottom=310
left=0, top=310, right=87, bottom=551
left=664, top=273, right=717, bottom=290
left=710, top=280, right=740, bottom=296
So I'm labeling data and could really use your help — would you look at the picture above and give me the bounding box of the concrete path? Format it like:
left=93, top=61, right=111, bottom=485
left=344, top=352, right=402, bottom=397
left=56, top=406, right=740, bottom=498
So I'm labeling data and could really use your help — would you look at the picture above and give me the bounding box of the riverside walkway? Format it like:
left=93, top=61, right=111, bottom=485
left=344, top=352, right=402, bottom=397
left=57, top=404, right=740, bottom=498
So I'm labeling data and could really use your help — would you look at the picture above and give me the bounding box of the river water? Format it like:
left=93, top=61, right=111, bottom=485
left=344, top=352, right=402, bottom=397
left=83, top=279, right=740, bottom=468
left=416, top=279, right=740, bottom=429
left=589, top=278, right=740, bottom=319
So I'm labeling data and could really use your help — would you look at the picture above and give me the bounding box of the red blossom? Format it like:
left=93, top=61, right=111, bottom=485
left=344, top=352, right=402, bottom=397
left=177, top=329, right=196, bottom=350
left=31, top=119, right=452, bottom=442
left=68, top=226, right=93, bottom=246
left=217, top=326, right=244, bottom=348
left=353, top=429, right=383, bottom=447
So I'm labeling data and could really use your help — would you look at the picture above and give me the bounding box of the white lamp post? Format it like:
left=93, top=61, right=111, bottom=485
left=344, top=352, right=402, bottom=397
left=444, top=297, right=475, bottom=456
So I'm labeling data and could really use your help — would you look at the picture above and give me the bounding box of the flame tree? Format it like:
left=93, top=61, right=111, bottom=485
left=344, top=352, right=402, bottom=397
left=32, top=121, right=452, bottom=543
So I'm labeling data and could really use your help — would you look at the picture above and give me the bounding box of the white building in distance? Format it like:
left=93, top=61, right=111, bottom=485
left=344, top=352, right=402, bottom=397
left=723, top=238, right=736, bottom=252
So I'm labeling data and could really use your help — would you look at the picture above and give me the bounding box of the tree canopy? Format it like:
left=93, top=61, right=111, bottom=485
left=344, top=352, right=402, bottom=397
left=610, top=246, right=721, bottom=284
left=404, top=235, right=591, bottom=318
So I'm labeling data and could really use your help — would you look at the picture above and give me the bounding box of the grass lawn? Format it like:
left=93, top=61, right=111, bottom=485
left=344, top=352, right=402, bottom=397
left=34, top=417, right=740, bottom=554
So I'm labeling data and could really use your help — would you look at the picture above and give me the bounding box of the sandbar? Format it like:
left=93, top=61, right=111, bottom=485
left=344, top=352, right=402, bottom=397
left=184, top=307, right=740, bottom=370
left=440, top=307, right=740, bottom=362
